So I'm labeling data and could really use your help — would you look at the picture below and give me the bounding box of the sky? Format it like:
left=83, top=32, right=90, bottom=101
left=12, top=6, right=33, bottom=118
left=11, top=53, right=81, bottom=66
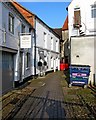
left=19, top=2, right=70, bottom=28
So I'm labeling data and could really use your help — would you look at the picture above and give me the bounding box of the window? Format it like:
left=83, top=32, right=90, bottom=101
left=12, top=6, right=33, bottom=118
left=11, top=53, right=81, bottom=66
left=51, top=57, right=53, bottom=69
left=51, top=37, right=53, bottom=50
left=21, top=24, right=25, bottom=33
left=56, top=57, right=58, bottom=67
left=44, top=32, right=47, bottom=48
left=91, top=4, right=96, bottom=18
left=74, top=8, right=81, bottom=25
left=56, top=40, right=58, bottom=52
left=29, top=28, right=32, bottom=33
left=9, top=13, right=14, bottom=34
left=26, top=52, right=30, bottom=68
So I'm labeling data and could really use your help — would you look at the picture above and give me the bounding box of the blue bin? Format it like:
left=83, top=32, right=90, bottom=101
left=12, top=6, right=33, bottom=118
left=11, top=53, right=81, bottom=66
left=69, top=65, right=90, bottom=88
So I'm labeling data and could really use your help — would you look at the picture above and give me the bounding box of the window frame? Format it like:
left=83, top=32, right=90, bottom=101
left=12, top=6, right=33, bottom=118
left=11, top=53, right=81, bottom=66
left=91, top=4, right=96, bottom=18
left=21, top=24, right=25, bottom=33
left=56, top=40, right=58, bottom=52
left=74, top=8, right=81, bottom=25
left=51, top=56, right=53, bottom=69
left=44, top=32, right=47, bottom=48
left=9, top=13, right=14, bottom=34
left=51, top=37, right=53, bottom=50
left=26, top=52, right=30, bottom=68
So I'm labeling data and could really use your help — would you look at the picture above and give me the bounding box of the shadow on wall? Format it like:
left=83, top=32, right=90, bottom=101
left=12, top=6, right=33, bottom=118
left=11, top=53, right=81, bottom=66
left=64, top=39, right=69, bottom=64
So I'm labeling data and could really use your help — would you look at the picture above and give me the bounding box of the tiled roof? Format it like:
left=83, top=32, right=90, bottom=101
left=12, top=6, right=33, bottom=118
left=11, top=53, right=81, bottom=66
left=62, top=16, right=68, bottom=31
left=53, top=28, right=62, bottom=38
left=11, top=2, right=35, bottom=28
left=11, top=1, right=60, bottom=38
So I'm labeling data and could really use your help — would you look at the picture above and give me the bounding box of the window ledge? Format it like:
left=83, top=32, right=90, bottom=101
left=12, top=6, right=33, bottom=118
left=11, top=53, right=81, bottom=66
left=26, top=67, right=30, bottom=70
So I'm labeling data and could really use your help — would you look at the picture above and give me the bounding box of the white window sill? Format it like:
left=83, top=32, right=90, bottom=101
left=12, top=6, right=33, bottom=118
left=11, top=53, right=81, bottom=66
left=26, top=67, right=30, bottom=70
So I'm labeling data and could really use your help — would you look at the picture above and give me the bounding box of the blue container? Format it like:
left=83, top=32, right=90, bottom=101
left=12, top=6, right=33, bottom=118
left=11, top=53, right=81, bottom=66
left=69, top=65, right=90, bottom=88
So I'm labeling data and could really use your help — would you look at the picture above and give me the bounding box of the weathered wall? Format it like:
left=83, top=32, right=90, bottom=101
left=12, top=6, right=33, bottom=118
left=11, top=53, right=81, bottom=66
left=62, top=30, right=69, bottom=62
left=71, top=36, right=95, bottom=84
left=1, top=3, right=34, bottom=83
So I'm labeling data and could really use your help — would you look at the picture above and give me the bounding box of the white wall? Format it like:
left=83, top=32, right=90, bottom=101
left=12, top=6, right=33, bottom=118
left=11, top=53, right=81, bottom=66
left=68, top=0, right=96, bottom=38
left=68, top=0, right=96, bottom=85
left=36, top=19, right=59, bottom=52
left=35, top=18, right=60, bottom=74
left=71, top=36, right=95, bottom=84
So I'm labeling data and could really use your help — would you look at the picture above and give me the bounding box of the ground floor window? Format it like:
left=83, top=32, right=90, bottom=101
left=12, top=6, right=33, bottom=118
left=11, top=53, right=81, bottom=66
left=51, top=57, right=53, bottom=69
left=26, top=52, right=30, bottom=68
left=56, top=57, right=58, bottom=68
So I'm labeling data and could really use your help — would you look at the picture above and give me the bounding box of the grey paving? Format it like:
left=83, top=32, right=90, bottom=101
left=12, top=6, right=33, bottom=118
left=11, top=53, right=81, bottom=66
left=12, top=72, right=66, bottom=119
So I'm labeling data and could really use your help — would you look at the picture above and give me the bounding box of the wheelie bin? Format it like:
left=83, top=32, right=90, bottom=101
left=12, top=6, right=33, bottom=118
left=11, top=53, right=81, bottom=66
left=69, top=65, right=90, bottom=88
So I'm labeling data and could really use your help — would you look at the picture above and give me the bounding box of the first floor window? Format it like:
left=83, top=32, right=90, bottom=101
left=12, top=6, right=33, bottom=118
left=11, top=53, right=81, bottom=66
left=21, top=24, right=25, bottom=33
left=56, top=40, right=58, bottom=52
left=44, top=32, right=47, bottom=48
left=91, top=4, right=96, bottom=18
left=51, top=37, right=53, bottom=50
left=74, top=8, right=81, bottom=25
left=9, top=13, right=14, bottom=34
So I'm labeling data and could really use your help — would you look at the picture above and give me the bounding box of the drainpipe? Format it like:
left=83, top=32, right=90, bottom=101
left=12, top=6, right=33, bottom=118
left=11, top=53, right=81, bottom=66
left=69, top=37, right=71, bottom=65
left=34, top=17, right=36, bottom=76
left=14, top=33, right=20, bottom=87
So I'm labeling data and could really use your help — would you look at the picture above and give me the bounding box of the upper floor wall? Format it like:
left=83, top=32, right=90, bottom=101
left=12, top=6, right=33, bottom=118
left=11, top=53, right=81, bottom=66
left=36, top=18, right=60, bottom=53
left=62, top=30, right=69, bottom=41
left=68, top=0, right=96, bottom=37
left=1, top=2, right=32, bottom=50
left=0, top=3, right=2, bottom=29
left=0, top=3, right=2, bottom=45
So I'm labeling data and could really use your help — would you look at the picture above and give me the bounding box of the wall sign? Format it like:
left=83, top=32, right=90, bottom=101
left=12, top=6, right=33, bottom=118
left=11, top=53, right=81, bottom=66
left=20, top=35, right=31, bottom=48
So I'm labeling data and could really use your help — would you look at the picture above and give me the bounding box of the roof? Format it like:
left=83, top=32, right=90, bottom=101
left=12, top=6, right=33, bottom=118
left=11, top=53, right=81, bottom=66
left=11, top=2, right=60, bottom=38
left=62, top=16, right=68, bottom=31
left=53, top=28, right=62, bottom=38
left=11, top=2, right=35, bottom=27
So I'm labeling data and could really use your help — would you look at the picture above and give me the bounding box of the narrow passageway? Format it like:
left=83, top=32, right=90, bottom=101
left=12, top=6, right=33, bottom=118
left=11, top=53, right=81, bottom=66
left=2, top=71, right=96, bottom=119
left=12, top=72, right=66, bottom=119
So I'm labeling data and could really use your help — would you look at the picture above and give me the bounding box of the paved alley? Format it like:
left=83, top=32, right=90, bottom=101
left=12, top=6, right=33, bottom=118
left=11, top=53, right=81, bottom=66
left=3, top=72, right=66, bottom=119
left=2, top=71, right=96, bottom=120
